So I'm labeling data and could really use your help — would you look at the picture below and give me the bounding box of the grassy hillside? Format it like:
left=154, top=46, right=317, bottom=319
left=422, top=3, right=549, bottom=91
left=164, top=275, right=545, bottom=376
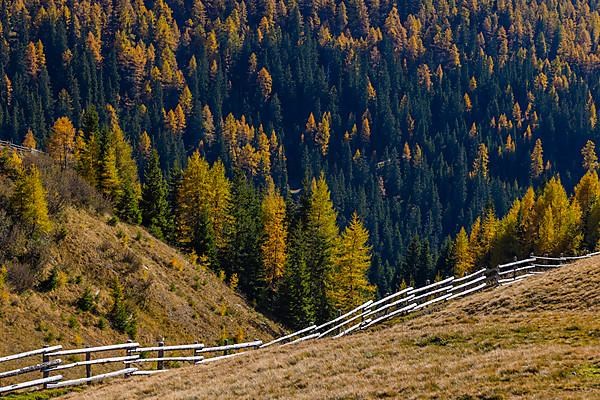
left=66, top=257, right=600, bottom=399
left=0, top=152, right=284, bottom=358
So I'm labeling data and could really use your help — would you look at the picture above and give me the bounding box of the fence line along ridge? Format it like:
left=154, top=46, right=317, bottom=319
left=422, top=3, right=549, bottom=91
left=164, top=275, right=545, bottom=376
left=1, top=251, right=598, bottom=396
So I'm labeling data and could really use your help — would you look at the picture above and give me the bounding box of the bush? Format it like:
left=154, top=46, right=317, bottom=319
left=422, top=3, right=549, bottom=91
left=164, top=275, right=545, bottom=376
left=77, top=288, right=96, bottom=312
left=38, top=267, right=65, bottom=292
left=108, top=279, right=137, bottom=338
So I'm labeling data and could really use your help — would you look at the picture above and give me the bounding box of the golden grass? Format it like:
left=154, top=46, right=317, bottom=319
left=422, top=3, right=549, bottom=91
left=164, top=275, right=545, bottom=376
left=63, top=257, right=600, bottom=400
left=0, top=208, right=283, bottom=364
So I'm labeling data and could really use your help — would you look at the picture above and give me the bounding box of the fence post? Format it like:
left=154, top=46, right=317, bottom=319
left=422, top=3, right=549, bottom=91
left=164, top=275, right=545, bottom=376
left=224, top=339, right=230, bottom=356
left=193, top=340, right=202, bottom=363
left=125, top=339, right=133, bottom=378
left=383, top=293, right=390, bottom=315
left=42, top=344, right=49, bottom=389
left=157, top=339, right=165, bottom=370
left=253, top=339, right=260, bottom=350
left=85, top=345, right=92, bottom=385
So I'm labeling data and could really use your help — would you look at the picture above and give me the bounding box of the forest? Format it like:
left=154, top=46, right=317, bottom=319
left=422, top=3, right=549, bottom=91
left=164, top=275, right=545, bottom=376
left=1, top=0, right=599, bottom=326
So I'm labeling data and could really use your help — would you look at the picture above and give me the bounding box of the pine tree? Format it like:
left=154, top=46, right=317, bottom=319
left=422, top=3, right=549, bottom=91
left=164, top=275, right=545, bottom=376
left=11, top=165, right=51, bottom=235
left=117, top=178, right=142, bottom=224
left=278, top=223, right=314, bottom=329
left=141, top=149, right=171, bottom=238
left=331, top=212, right=375, bottom=312
left=226, top=172, right=265, bottom=304
left=108, top=279, right=137, bottom=338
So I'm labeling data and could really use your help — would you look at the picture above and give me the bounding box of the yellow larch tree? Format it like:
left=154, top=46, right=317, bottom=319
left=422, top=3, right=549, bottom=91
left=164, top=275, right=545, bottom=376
left=331, top=212, right=375, bottom=312
left=261, top=178, right=287, bottom=289
left=11, top=165, right=51, bottom=235
left=22, top=129, right=37, bottom=149
left=452, top=227, right=473, bottom=276
left=48, top=116, right=76, bottom=169
left=581, top=140, right=598, bottom=172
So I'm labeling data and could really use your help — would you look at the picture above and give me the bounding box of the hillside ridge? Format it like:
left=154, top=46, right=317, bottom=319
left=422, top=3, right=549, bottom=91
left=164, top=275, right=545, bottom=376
left=64, top=256, right=600, bottom=399
left=0, top=206, right=283, bottom=357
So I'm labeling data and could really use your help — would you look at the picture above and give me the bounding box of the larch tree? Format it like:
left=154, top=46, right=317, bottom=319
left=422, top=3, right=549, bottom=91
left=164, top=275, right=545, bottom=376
left=530, top=138, right=544, bottom=179
left=176, top=151, right=214, bottom=259
left=331, top=212, right=375, bottom=312
left=451, top=227, right=473, bottom=276
left=208, top=160, right=233, bottom=254
left=306, top=173, right=340, bottom=322
left=574, top=171, right=600, bottom=249
left=581, top=140, right=598, bottom=172
left=48, top=116, right=76, bottom=169
left=261, top=179, right=287, bottom=289
left=315, top=113, right=331, bottom=156
left=11, top=165, right=51, bottom=235
left=22, top=129, right=37, bottom=149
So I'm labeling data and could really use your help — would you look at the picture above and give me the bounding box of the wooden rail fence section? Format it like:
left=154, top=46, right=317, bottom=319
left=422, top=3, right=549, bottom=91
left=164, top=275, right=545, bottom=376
left=0, top=139, right=43, bottom=155
left=1, top=251, right=598, bottom=395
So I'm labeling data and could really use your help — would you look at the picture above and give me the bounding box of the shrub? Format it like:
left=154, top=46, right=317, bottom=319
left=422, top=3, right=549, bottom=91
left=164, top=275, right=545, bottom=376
left=38, top=267, right=66, bottom=292
left=77, top=288, right=96, bottom=312
left=107, top=215, right=119, bottom=226
left=108, top=279, right=137, bottom=338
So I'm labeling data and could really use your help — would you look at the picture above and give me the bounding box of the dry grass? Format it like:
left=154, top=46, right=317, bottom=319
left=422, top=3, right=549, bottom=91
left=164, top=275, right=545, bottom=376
left=63, top=257, right=600, bottom=400
left=0, top=208, right=283, bottom=360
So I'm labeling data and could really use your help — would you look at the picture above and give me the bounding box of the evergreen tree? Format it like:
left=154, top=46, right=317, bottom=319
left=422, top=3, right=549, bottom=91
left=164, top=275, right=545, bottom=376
left=278, top=223, right=314, bottom=329
left=141, top=149, right=171, bottom=239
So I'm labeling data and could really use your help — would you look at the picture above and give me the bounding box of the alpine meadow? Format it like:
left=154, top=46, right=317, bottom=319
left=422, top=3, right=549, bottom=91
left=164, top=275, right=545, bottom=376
left=0, top=0, right=599, bottom=397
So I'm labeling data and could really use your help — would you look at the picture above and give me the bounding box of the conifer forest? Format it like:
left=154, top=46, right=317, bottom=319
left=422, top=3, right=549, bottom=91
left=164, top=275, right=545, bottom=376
left=1, top=0, right=600, bottom=327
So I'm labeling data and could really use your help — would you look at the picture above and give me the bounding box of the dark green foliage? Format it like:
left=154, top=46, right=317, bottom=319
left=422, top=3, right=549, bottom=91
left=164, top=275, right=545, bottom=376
left=38, top=267, right=61, bottom=292
left=224, top=173, right=265, bottom=306
left=141, top=150, right=171, bottom=239
left=1, top=0, right=600, bottom=329
left=116, top=177, right=141, bottom=224
left=108, top=279, right=137, bottom=338
left=77, top=287, right=96, bottom=312
left=278, top=224, right=314, bottom=329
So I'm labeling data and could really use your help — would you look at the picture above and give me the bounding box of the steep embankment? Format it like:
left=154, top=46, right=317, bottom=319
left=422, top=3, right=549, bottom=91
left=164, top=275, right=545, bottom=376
left=0, top=207, right=283, bottom=356
left=70, top=257, right=600, bottom=400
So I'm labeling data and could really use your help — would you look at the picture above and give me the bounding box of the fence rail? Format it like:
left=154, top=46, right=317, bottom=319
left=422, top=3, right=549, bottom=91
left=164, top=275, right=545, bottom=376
left=1, top=251, right=598, bottom=396
left=0, top=139, right=43, bottom=155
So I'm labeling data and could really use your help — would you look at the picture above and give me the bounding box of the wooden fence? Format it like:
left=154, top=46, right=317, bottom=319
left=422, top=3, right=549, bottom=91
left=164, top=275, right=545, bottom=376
left=0, top=339, right=262, bottom=395
left=0, top=139, right=43, bottom=155
left=1, top=251, right=598, bottom=396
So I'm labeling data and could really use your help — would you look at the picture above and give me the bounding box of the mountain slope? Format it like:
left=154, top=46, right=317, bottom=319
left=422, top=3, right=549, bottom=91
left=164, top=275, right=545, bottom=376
left=0, top=206, right=284, bottom=356
left=68, top=256, right=600, bottom=399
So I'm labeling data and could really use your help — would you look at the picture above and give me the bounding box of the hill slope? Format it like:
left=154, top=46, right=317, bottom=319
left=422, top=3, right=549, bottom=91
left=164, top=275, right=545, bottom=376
left=0, top=206, right=283, bottom=356
left=68, top=257, right=600, bottom=399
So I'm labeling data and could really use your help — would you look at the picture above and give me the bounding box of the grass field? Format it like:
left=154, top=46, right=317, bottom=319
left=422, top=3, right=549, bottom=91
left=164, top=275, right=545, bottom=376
left=60, top=256, right=600, bottom=400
